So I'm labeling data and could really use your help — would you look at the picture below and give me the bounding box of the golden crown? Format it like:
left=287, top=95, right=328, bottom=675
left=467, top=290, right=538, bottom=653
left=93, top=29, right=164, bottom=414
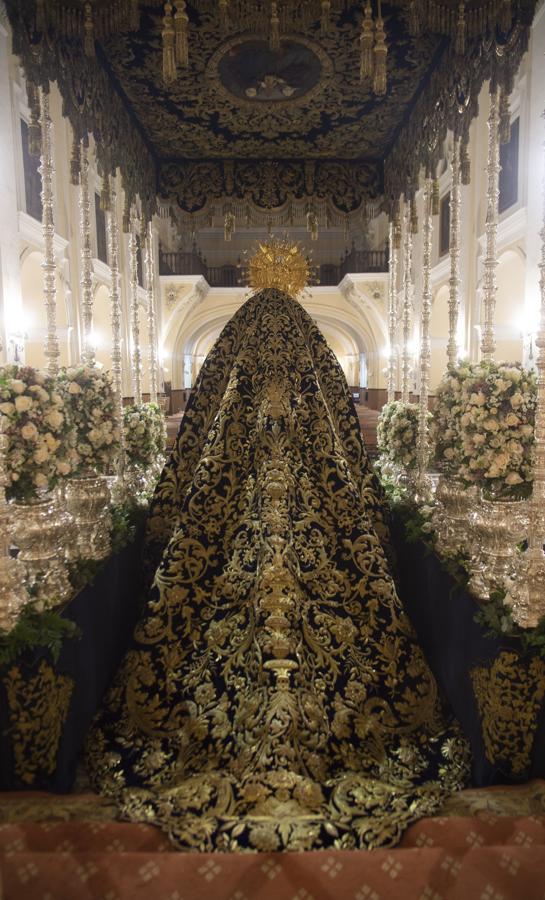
left=246, top=238, right=312, bottom=298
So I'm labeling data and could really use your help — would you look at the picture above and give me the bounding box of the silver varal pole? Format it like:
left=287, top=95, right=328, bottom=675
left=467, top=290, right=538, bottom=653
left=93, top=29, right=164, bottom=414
left=145, top=220, right=159, bottom=405
left=513, top=125, right=545, bottom=628
left=481, top=85, right=500, bottom=362
left=106, top=173, right=126, bottom=486
left=387, top=218, right=398, bottom=403
left=39, top=86, right=60, bottom=376
left=416, top=179, right=433, bottom=497
left=401, top=202, right=413, bottom=403
left=129, top=214, right=143, bottom=406
left=447, top=136, right=462, bottom=368
left=79, top=139, right=95, bottom=367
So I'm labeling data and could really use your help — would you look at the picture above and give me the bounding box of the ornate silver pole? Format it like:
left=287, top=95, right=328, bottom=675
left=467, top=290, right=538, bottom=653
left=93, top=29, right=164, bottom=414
left=513, top=131, right=545, bottom=628
left=401, top=202, right=413, bottom=403
left=481, top=85, right=500, bottom=361
left=447, top=136, right=462, bottom=368
left=39, top=87, right=60, bottom=377
left=79, top=139, right=95, bottom=366
left=416, top=179, right=433, bottom=494
left=0, top=415, right=28, bottom=631
left=129, top=214, right=142, bottom=406
left=145, top=220, right=158, bottom=405
left=106, top=173, right=126, bottom=484
left=387, top=218, right=398, bottom=403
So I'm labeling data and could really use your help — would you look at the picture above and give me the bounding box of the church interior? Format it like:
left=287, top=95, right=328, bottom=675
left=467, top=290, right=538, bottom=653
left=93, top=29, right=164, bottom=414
left=1, top=0, right=545, bottom=897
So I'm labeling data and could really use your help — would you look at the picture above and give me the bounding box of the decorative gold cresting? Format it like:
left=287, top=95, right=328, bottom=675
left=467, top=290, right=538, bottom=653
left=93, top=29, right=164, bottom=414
left=247, top=238, right=311, bottom=298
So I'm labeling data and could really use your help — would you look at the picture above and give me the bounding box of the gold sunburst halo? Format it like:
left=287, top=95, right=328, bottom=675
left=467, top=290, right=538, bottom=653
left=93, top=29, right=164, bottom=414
left=246, top=238, right=313, bottom=297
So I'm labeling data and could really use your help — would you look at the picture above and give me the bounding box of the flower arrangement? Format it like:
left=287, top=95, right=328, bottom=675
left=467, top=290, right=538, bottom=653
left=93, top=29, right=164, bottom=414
left=59, top=366, right=121, bottom=475
left=0, top=365, right=73, bottom=501
left=123, top=402, right=166, bottom=469
left=377, top=400, right=422, bottom=470
left=431, top=361, right=474, bottom=474
left=432, top=360, right=536, bottom=498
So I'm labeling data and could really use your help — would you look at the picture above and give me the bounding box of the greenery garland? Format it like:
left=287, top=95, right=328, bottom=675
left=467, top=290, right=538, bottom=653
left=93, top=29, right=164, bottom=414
left=0, top=605, right=79, bottom=668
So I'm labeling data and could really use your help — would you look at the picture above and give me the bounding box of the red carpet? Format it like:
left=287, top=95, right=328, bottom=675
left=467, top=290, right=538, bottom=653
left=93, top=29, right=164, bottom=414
left=2, top=811, right=545, bottom=898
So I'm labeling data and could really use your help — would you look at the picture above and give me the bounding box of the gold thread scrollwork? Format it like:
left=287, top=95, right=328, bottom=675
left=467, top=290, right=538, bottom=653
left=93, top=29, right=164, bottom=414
left=6, top=659, right=74, bottom=785
left=470, top=650, right=545, bottom=776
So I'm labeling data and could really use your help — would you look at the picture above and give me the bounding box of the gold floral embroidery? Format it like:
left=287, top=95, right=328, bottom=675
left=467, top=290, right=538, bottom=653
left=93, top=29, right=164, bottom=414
left=470, top=650, right=545, bottom=776
left=86, top=289, right=470, bottom=851
left=6, top=660, right=74, bottom=785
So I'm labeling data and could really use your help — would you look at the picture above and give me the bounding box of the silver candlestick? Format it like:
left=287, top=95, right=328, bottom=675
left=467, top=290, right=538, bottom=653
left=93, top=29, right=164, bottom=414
left=0, top=414, right=28, bottom=631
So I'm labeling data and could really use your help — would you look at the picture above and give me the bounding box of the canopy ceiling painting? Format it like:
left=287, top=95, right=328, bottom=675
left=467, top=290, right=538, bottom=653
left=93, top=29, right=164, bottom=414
left=5, top=0, right=537, bottom=226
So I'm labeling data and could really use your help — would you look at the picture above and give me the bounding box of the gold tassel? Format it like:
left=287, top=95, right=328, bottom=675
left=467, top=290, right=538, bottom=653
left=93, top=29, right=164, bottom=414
left=36, top=0, right=46, bottom=33
left=270, top=0, right=280, bottom=50
left=408, top=0, right=420, bottom=36
left=432, top=177, right=439, bottom=215
left=499, top=0, right=511, bottom=32
left=123, top=195, right=131, bottom=233
left=372, top=5, right=387, bottom=96
left=27, top=81, right=42, bottom=157
left=70, top=134, right=81, bottom=185
left=224, top=211, right=235, bottom=241
left=320, top=0, right=331, bottom=35
left=499, top=85, right=511, bottom=143
left=162, top=2, right=176, bottom=84
left=410, top=196, right=418, bottom=234
left=219, top=0, right=229, bottom=31
left=455, top=1, right=465, bottom=54
left=130, top=0, right=139, bottom=30
left=83, top=1, right=95, bottom=57
left=360, top=1, right=374, bottom=81
left=175, top=1, right=189, bottom=67
left=100, top=173, right=111, bottom=212
left=307, top=211, right=319, bottom=241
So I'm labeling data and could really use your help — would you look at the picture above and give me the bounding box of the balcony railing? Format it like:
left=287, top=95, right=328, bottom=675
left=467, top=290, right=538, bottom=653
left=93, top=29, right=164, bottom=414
left=159, top=248, right=388, bottom=286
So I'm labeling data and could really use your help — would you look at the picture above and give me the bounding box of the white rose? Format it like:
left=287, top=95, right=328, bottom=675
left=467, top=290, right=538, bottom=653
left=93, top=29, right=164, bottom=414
left=45, top=433, right=60, bottom=451
left=21, top=422, right=39, bottom=441
left=46, top=410, right=64, bottom=430
left=56, top=461, right=71, bottom=476
left=67, top=381, right=82, bottom=394
left=505, top=413, right=520, bottom=427
left=510, top=393, right=523, bottom=409
left=505, top=471, right=523, bottom=485
left=34, top=446, right=49, bottom=464
left=483, top=417, right=499, bottom=432
left=14, top=395, right=33, bottom=413
left=0, top=402, right=16, bottom=416
left=10, top=379, right=26, bottom=394
left=34, top=472, right=48, bottom=488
